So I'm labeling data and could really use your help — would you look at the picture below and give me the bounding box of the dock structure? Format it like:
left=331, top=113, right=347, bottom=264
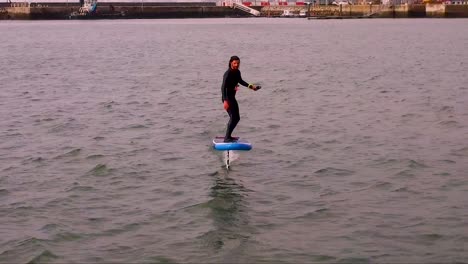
left=0, top=1, right=254, bottom=19
left=223, top=0, right=261, bottom=16
left=1, top=1, right=468, bottom=19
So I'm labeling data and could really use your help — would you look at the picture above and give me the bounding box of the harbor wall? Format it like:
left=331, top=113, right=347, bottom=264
left=94, top=6, right=246, bottom=19
left=426, top=3, right=468, bottom=17
left=376, top=4, right=426, bottom=18
left=426, top=3, right=446, bottom=17
left=2, top=3, right=249, bottom=19
left=261, top=4, right=426, bottom=17
left=2, top=2, right=468, bottom=19
left=446, top=4, right=468, bottom=17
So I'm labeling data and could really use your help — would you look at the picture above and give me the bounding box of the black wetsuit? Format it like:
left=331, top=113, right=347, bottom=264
left=221, top=68, right=249, bottom=140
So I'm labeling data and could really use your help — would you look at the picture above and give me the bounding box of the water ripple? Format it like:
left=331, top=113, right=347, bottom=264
left=1, top=18, right=467, bottom=263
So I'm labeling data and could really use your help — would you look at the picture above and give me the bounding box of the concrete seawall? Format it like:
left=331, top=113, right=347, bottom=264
left=426, top=3, right=468, bottom=17
left=261, top=4, right=437, bottom=18
left=2, top=2, right=468, bottom=19
left=262, top=4, right=468, bottom=18
left=374, top=4, right=426, bottom=18
left=1, top=2, right=251, bottom=19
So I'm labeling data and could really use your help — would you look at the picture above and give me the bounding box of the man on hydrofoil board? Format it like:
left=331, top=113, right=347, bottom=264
left=221, top=56, right=261, bottom=142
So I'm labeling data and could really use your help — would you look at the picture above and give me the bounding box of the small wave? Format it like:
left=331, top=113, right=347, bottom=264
left=100, top=100, right=117, bottom=108
left=99, top=223, right=142, bottom=237
left=294, top=208, right=332, bottom=220
left=47, top=119, right=82, bottom=134
left=323, top=139, right=341, bottom=144
left=401, top=113, right=421, bottom=119
left=439, top=159, right=456, bottom=164
left=32, top=157, right=44, bottom=162
left=53, top=232, right=83, bottom=242
left=54, top=148, right=81, bottom=159
left=34, top=117, right=55, bottom=123
left=373, top=159, right=398, bottom=166
left=267, top=124, right=281, bottom=129
left=86, top=154, right=105, bottom=160
left=117, top=185, right=144, bottom=191
left=373, top=158, right=428, bottom=170
left=124, top=124, right=148, bottom=129
left=438, top=120, right=459, bottom=128
left=2, top=166, right=16, bottom=172
left=21, top=157, right=45, bottom=164
left=314, top=167, right=355, bottom=177
left=88, top=164, right=111, bottom=176
left=286, top=137, right=319, bottom=147
left=1, top=237, right=53, bottom=263
left=4, top=132, right=23, bottom=137
left=391, top=186, right=419, bottom=194
left=337, top=257, right=371, bottom=264
left=208, top=171, right=219, bottom=176
left=161, top=156, right=183, bottom=162
left=146, top=256, right=178, bottom=264
left=298, top=127, right=314, bottom=134
left=372, top=181, right=393, bottom=190
left=439, top=105, right=454, bottom=113
left=312, top=255, right=337, bottom=262
left=400, top=218, right=426, bottom=229
left=284, top=159, right=317, bottom=169
left=419, top=233, right=443, bottom=241
left=367, top=74, right=383, bottom=81
left=87, top=217, right=106, bottom=222
left=27, top=250, right=58, bottom=264
left=66, top=185, right=96, bottom=192
left=319, top=188, right=339, bottom=197
left=434, top=172, right=451, bottom=176
left=39, top=223, right=62, bottom=232
left=451, top=147, right=468, bottom=157
left=408, top=160, right=428, bottom=169
left=393, top=170, right=416, bottom=179
left=0, top=188, right=10, bottom=196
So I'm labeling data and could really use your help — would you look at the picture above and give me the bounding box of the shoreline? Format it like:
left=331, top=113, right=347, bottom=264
left=1, top=2, right=468, bottom=20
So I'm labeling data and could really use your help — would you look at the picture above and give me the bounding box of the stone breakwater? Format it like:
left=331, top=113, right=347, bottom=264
left=1, top=2, right=468, bottom=19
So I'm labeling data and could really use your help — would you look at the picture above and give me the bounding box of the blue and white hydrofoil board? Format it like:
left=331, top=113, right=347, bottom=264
left=212, top=137, right=252, bottom=151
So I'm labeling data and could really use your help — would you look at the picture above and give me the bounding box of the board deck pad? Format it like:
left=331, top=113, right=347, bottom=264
left=213, top=137, right=252, bottom=151
left=214, top=136, right=239, bottom=140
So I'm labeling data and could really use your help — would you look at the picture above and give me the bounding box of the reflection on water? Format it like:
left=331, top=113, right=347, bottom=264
left=209, top=174, right=250, bottom=232
left=199, top=173, right=254, bottom=262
